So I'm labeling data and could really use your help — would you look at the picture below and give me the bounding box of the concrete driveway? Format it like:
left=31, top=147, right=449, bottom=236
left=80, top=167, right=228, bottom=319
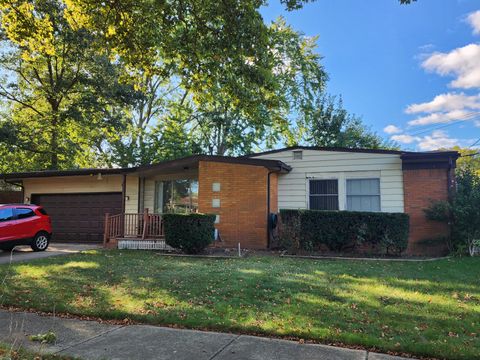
left=0, top=243, right=101, bottom=264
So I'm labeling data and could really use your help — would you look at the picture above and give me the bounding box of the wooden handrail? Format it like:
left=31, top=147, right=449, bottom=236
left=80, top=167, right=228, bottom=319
left=104, top=209, right=164, bottom=243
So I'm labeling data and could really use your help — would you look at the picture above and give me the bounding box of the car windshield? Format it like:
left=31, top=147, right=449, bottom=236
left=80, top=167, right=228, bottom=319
left=38, top=208, right=48, bottom=215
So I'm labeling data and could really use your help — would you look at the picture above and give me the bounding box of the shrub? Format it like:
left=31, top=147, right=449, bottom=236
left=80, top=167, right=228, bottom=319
left=424, top=167, right=480, bottom=256
left=279, top=209, right=409, bottom=255
left=163, top=213, right=216, bottom=254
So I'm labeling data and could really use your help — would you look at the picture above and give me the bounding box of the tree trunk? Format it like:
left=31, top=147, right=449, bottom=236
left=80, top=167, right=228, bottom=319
left=49, top=106, right=59, bottom=170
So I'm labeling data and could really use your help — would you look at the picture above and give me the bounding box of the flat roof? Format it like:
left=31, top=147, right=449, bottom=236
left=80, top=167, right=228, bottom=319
left=0, top=154, right=291, bottom=180
left=246, top=145, right=460, bottom=158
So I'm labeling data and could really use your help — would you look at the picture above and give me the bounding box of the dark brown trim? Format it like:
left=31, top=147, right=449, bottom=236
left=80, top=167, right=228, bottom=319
left=136, top=154, right=291, bottom=174
left=246, top=146, right=404, bottom=157
left=247, top=146, right=460, bottom=160
left=1, top=168, right=135, bottom=180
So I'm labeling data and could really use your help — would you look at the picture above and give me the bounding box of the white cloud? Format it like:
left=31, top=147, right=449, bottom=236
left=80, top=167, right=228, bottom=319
left=406, top=92, right=480, bottom=113
left=383, top=125, right=402, bottom=134
left=467, top=10, right=480, bottom=34
left=391, top=134, right=420, bottom=144
left=417, top=130, right=459, bottom=150
left=407, top=109, right=473, bottom=126
left=422, top=44, right=480, bottom=89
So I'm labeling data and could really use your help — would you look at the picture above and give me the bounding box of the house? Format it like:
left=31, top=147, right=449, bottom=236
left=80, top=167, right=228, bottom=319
left=1, top=147, right=459, bottom=255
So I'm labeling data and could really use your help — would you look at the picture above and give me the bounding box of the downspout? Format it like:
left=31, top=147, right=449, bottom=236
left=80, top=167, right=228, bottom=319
left=121, top=173, right=127, bottom=214
left=121, top=173, right=127, bottom=238
left=267, top=170, right=275, bottom=249
left=447, top=156, right=455, bottom=199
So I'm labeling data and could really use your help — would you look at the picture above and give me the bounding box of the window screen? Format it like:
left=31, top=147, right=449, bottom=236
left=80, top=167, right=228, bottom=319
left=0, top=208, right=14, bottom=222
left=346, top=178, right=381, bottom=212
left=16, top=208, right=35, bottom=219
left=309, top=179, right=339, bottom=210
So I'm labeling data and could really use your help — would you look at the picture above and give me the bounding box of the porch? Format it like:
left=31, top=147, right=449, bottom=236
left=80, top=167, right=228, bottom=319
left=103, top=209, right=171, bottom=249
left=103, top=156, right=288, bottom=249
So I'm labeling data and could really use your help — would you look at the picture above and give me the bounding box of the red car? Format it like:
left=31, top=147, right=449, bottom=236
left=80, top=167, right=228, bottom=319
left=0, top=204, right=52, bottom=252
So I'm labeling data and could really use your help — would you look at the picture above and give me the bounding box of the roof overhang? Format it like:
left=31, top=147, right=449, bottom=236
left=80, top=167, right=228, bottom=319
left=401, top=151, right=460, bottom=170
left=135, top=155, right=291, bottom=177
left=1, top=167, right=135, bottom=181
left=0, top=155, right=291, bottom=181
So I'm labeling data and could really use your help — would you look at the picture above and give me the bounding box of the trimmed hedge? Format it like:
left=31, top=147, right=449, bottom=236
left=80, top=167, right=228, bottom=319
left=164, top=213, right=216, bottom=254
left=279, top=209, right=409, bottom=255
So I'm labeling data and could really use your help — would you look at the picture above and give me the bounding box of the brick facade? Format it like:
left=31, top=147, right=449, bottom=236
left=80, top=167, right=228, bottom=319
left=403, top=168, right=450, bottom=255
left=198, top=161, right=274, bottom=249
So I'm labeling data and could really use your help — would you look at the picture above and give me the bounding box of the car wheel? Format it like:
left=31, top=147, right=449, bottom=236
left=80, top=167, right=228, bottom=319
left=31, top=232, right=50, bottom=252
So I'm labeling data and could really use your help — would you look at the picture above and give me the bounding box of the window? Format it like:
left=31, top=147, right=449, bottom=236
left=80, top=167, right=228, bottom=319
left=309, top=179, right=339, bottom=210
left=346, top=178, right=381, bottom=212
left=154, top=179, right=198, bottom=213
left=16, top=208, right=35, bottom=219
left=0, top=208, right=14, bottom=222
left=38, top=208, right=48, bottom=215
left=293, top=150, right=303, bottom=160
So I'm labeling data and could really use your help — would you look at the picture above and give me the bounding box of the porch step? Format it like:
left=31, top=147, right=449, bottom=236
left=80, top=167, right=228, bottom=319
left=117, top=238, right=174, bottom=251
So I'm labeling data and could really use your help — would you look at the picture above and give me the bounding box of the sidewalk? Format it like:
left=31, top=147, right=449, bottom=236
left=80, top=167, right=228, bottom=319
left=0, top=310, right=413, bottom=360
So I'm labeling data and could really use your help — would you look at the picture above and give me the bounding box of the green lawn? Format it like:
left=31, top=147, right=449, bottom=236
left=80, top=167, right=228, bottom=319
left=0, top=251, right=479, bottom=359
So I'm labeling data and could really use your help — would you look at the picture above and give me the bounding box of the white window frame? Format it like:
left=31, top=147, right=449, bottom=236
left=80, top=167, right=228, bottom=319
left=345, top=177, right=381, bottom=212
left=306, top=171, right=382, bottom=212
left=307, top=177, right=340, bottom=210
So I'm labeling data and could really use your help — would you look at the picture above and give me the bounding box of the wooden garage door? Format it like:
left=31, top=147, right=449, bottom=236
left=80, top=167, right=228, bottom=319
left=31, top=193, right=122, bottom=243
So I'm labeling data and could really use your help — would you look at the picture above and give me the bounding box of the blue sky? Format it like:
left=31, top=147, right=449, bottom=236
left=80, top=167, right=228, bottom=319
left=261, top=0, right=480, bottom=150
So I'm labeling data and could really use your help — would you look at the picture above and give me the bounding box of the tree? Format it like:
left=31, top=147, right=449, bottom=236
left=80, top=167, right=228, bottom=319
left=451, top=147, right=480, bottom=175
left=302, top=95, right=395, bottom=149
left=425, top=167, right=480, bottom=256
left=184, top=17, right=327, bottom=156
left=0, top=0, right=134, bottom=170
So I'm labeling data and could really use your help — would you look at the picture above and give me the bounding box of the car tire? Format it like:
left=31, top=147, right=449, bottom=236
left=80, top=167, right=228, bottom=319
left=31, top=232, right=50, bottom=252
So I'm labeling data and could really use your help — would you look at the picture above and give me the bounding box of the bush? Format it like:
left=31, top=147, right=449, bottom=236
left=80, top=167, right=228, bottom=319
left=163, top=213, right=216, bottom=254
left=424, top=167, right=480, bottom=256
left=279, top=209, right=409, bottom=255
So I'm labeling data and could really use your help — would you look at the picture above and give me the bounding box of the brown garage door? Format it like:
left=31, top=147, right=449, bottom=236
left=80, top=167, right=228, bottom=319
left=31, top=193, right=122, bottom=243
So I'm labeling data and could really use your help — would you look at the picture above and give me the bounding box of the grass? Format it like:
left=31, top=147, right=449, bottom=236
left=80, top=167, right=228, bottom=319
left=0, top=343, right=76, bottom=360
left=0, top=250, right=479, bottom=359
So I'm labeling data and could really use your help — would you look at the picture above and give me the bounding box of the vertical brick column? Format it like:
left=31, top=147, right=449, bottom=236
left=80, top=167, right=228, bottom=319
left=198, top=161, right=271, bottom=249
left=403, top=168, right=450, bottom=255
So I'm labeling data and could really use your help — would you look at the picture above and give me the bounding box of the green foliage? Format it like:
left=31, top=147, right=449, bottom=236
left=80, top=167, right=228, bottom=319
left=163, top=213, right=216, bottom=254
left=28, top=330, right=56, bottom=344
left=0, top=0, right=135, bottom=170
left=301, top=95, right=397, bottom=149
left=425, top=167, right=480, bottom=256
left=279, top=209, right=409, bottom=255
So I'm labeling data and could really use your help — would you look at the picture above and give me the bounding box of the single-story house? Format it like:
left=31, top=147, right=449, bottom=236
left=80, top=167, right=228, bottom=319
left=1, top=146, right=459, bottom=255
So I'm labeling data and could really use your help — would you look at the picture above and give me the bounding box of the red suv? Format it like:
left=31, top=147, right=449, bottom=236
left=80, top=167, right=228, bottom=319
left=0, top=204, right=52, bottom=252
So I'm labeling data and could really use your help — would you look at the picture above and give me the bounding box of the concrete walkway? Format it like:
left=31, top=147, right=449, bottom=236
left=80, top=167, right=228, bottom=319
left=0, top=243, right=100, bottom=264
left=0, top=310, right=413, bottom=360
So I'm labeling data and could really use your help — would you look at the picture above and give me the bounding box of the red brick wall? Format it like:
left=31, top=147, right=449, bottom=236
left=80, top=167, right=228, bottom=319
left=198, top=161, right=273, bottom=249
left=403, top=168, right=450, bottom=255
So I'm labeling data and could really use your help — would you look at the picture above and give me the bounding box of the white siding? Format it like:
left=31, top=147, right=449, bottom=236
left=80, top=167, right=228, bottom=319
left=23, top=174, right=139, bottom=214
left=252, top=149, right=404, bottom=213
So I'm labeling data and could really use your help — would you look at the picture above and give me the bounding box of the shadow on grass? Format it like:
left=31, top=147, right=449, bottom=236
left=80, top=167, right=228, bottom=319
left=0, top=251, right=479, bottom=360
